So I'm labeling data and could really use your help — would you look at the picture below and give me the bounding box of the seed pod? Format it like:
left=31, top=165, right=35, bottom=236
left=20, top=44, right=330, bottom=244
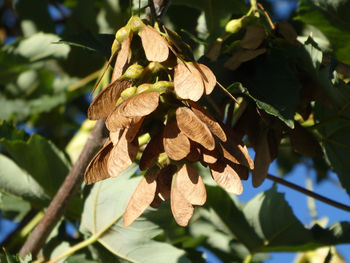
left=205, top=39, right=222, bottom=62
left=163, top=120, right=191, bottom=160
left=186, top=142, right=201, bottom=162
left=120, top=91, right=160, bottom=117
left=221, top=125, right=254, bottom=169
left=128, top=16, right=145, bottom=33
left=174, top=62, right=204, bottom=101
left=84, top=139, right=113, bottom=185
left=122, top=64, right=144, bottom=80
left=120, top=86, right=137, bottom=99
left=123, top=166, right=159, bottom=226
left=88, top=79, right=131, bottom=120
left=139, top=26, right=169, bottom=62
left=107, top=130, right=139, bottom=177
left=157, top=165, right=177, bottom=200
left=176, top=164, right=206, bottom=205
left=176, top=107, right=215, bottom=151
left=252, top=129, right=271, bottom=187
left=110, top=129, right=123, bottom=145
left=112, top=32, right=132, bottom=80
left=125, top=117, right=145, bottom=142
left=197, top=63, right=216, bottom=95
left=276, top=21, right=298, bottom=45
left=225, top=17, right=244, bottom=34
left=139, top=128, right=165, bottom=171
left=106, top=106, right=141, bottom=131
left=289, top=122, right=323, bottom=158
left=189, top=101, right=226, bottom=142
left=171, top=172, right=194, bottom=226
left=240, top=25, right=265, bottom=50
left=201, top=145, right=220, bottom=164
left=209, top=161, right=243, bottom=195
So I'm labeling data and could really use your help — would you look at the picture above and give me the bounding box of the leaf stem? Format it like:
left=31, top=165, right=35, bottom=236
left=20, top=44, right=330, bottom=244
left=267, top=174, right=350, bottom=213
left=48, top=214, right=123, bottom=263
left=243, top=253, right=253, bottom=263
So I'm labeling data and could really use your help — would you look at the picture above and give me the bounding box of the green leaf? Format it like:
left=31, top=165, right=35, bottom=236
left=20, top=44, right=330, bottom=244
left=80, top=164, right=191, bottom=263
left=238, top=47, right=302, bottom=128
left=313, top=80, right=350, bottom=196
left=13, top=33, right=70, bottom=61
left=172, top=0, right=248, bottom=42
left=0, top=193, right=31, bottom=221
left=205, top=185, right=264, bottom=251
left=58, top=31, right=114, bottom=59
left=17, top=0, right=55, bottom=36
left=243, top=188, right=314, bottom=252
left=296, top=0, right=350, bottom=64
left=206, top=185, right=350, bottom=252
left=0, top=154, right=49, bottom=207
left=0, top=134, right=71, bottom=197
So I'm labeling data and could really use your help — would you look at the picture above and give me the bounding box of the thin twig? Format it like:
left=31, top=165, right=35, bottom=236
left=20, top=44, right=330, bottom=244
left=19, top=120, right=106, bottom=259
left=216, top=81, right=240, bottom=104
left=267, top=174, right=350, bottom=213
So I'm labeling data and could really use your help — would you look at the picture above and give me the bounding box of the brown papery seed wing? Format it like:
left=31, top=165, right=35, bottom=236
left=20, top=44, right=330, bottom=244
left=189, top=101, right=226, bottom=142
left=201, top=145, right=219, bottom=164
left=176, top=164, right=206, bottom=205
left=227, top=161, right=249, bottom=180
left=174, top=62, right=204, bottom=101
left=186, top=141, right=201, bottom=162
left=157, top=165, right=177, bottom=200
left=110, top=129, right=123, bottom=146
left=170, top=173, right=194, bottom=226
left=112, top=34, right=132, bottom=80
left=120, top=91, right=160, bottom=117
left=139, top=26, right=169, bottom=62
left=84, top=139, right=113, bottom=185
left=88, top=80, right=131, bottom=120
left=252, top=130, right=271, bottom=187
left=123, top=167, right=159, bottom=226
left=209, top=161, right=243, bottom=195
left=176, top=107, right=215, bottom=151
left=139, top=129, right=164, bottom=171
left=163, top=120, right=191, bottom=161
left=221, top=125, right=254, bottom=169
left=125, top=117, right=145, bottom=142
left=239, top=25, right=265, bottom=50
left=197, top=64, right=216, bottom=95
left=107, top=130, right=139, bottom=177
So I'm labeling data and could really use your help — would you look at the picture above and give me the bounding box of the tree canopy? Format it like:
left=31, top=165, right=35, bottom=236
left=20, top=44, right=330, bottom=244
left=0, top=0, right=350, bottom=262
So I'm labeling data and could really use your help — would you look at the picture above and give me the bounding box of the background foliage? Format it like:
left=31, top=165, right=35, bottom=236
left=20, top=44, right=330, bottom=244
left=0, top=0, right=350, bottom=262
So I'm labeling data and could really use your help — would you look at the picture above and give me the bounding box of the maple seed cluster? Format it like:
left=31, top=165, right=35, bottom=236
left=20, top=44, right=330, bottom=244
left=84, top=16, right=254, bottom=227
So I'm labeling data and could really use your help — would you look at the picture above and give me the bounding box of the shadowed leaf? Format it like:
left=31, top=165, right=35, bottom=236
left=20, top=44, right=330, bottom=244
left=240, top=26, right=265, bottom=50
left=139, top=129, right=164, bottom=171
left=252, top=129, right=271, bottom=187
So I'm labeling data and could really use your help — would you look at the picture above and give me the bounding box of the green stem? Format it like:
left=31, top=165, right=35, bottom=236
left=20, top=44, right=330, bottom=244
left=243, top=253, right=253, bottom=263
left=49, top=214, right=123, bottom=263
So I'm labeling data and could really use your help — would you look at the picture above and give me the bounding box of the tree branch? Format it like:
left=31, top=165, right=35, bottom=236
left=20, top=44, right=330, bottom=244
left=19, top=119, right=106, bottom=259
left=267, top=174, right=350, bottom=213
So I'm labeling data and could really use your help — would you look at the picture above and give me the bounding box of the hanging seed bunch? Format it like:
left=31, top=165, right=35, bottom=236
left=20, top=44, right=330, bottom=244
left=84, top=16, right=254, bottom=227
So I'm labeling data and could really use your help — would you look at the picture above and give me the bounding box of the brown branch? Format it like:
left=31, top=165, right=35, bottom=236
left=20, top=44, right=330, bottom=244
left=267, top=174, right=350, bottom=213
left=19, top=119, right=106, bottom=259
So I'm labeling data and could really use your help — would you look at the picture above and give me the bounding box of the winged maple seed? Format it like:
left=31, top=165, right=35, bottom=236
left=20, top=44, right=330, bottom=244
left=84, top=16, right=254, bottom=227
